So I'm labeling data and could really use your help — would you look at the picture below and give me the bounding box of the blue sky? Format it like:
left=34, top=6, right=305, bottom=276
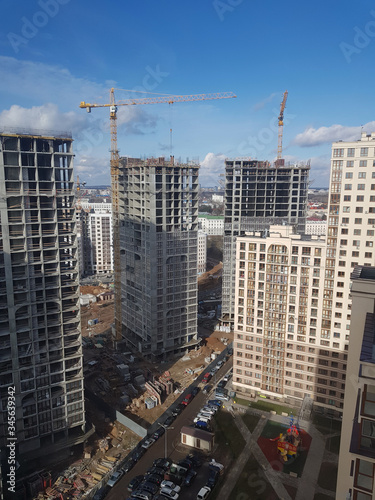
left=0, top=0, right=375, bottom=186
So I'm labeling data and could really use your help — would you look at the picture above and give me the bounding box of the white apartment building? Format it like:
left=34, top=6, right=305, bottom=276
left=336, top=266, right=375, bottom=500
left=198, top=230, right=207, bottom=273
left=76, top=203, right=113, bottom=276
left=198, top=215, right=224, bottom=235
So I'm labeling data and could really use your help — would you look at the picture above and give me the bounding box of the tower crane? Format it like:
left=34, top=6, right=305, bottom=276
left=277, top=90, right=288, bottom=165
left=79, top=88, right=236, bottom=342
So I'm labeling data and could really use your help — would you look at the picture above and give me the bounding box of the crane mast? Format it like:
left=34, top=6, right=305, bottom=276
left=277, top=90, right=288, bottom=166
left=80, top=88, right=236, bottom=342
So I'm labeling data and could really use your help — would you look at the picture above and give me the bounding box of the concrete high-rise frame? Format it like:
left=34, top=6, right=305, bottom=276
left=222, top=159, right=310, bottom=323
left=119, top=157, right=199, bottom=359
left=0, top=132, right=87, bottom=468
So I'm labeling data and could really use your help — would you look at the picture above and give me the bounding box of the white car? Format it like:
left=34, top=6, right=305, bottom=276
left=194, top=416, right=210, bottom=423
left=160, top=486, right=180, bottom=499
left=107, top=470, right=123, bottom=487
left=197, top=411, right=213, bottom=418
left=201, top=406, right=216, bottom=414
left=197, top=486, right=211, bottom=499
left=142, top=437, right=156, bottom=449
left=160, top=480, right=181, bottom=493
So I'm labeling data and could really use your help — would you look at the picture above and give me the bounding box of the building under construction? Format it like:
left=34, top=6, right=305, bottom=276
left=119, top=156, right=200, bottom=359
left=0, top=131, right=92, bottom=489
left=221, top=159, right=310, bottom=323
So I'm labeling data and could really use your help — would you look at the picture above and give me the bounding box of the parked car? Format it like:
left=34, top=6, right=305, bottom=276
left=145, top=466, right=165, bottom=478
left=163, top=415, right=175, bottom=427
left=138, top=481, right=158, bottom=496
left=194, top=416, right=210, bottom=424
left=107, top=470, right=123, bottom=487
left=153, top=457, right=172, bottom=470
left=209, top=459, right=224, bottom=473
left=132, top=447, right=146, bottom=462
left=217, top=380, right=226, bottom=389
left=200, top=406, right=216, bottom=415
left=216, top=360, right=224, bottom=370
left=185, top=453, right=203, bottom=468
left=172, top=403, right=185, bottom=417
left=195, top=421, right=210, bottom=430
left=214, top=393, right=230, bottom=401
left=202, top=384, right=211, bottom=394
left=202, top=372, right=212, bottom=384
left=206, top=468, right=220, bottom=488
left=160, top=486, right=180, bottom=499
left=142, top=437, right=156, bottom=449
left=145, top=474, right=162, bottom=486
left=182, top=394, right=193, bottom=406
left=192, top=386, right=199, bottom=397
left=207, top=399, right=223, bottom=407
left=196, top=411, right=213, bottom=419
left=121, top=458, right=136, bottom=473
left=184, top=469, right=197, bottom=486
left=130, top=491, right=153, bottom=500
left=197, top=486, right=211, bottom=500
left=128, top=475, right=144, bottom=492
left=153, top=426, right=165, bottom=440
left=160, top=480, right=181, bottom=492
left=93, top=485, right=110, bottom=500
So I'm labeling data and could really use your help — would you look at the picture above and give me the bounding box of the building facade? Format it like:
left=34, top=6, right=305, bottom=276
left=222, top=159, right=310, bottom=323
left=336, top=266, right=375, bottom=500
left=198, top=230, right=207, bottom=274
left=119, top=157, right=199, bottom=358
left=198, top=215, right=224, bottom=235
left=0, top=133, right=86, bottom=467
left=76, top=203, right=113, bottom=276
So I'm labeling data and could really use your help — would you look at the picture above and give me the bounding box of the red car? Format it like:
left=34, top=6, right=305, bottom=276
left=182, top=394, right=193, bottom=406
left=202, top=372, right=212, bottom=384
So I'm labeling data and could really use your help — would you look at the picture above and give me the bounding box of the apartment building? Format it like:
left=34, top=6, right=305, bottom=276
left=0, top=132, right=87, bottom=468
left=198, top=215, right=224, bottom=235
left=119, top=157, right=199, bottom=359
left=336, top=266, right=375, bottom=500
left=232, top=226, right=340, bottom=406
left=222, top=159, right=310, bottom=324
left=76, top=203, right=113, bottom=276
left=231, top=132, right=375, bottom=413
left=305, top=218, right=327, bottom=236
left=198, top=230, right=207, bottom=273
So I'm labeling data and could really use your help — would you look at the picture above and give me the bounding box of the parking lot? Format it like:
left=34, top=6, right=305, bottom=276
left=103, top=360, right=232, bottom=500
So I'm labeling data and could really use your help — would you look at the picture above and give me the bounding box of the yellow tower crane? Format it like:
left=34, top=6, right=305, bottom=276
left=79, top=88, right=236, bottom=342
left=277, top=90, right=288, bottom=165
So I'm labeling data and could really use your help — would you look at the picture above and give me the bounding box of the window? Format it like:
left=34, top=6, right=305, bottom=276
left=358, top=184, right=366, bottom=190
left=333, top=148, right=344, bottom=157
left=360, top=147, right=369, bottom=157
left=354, top=229, right=361, bottom=235
left=354, top=459, right=374, bottom=496
left=344, top=184, right=352, bottom=190
left=359, top=172, right=367, bottom=178
left=357, top=195, right=364, bottom=202
left=355, top=218, right=362, bottom=224
left=347, top=148, right=355, bottom=157
left=345, top=172, right=353, bottom=179
left=362, top=385, right=375, bottom=417
left=356, top=207, right=364, bottom=213
left=360, top=160, right=368, bottom=167
left=343, top=195, right=351, bottom=201
left=343, top=206, right=350, bottom=212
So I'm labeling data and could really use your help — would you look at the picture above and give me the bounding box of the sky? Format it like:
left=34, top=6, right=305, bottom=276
left=0, top=0, right=375, bottom=187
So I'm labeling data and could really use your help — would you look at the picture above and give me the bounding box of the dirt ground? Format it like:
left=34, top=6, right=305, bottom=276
left=80, top=285, right=115, bottom=337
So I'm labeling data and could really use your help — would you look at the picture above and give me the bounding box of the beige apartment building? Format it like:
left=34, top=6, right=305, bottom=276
left=336, top=266, right=375, bottom=500
left=231, top=226, right=348, bottom=407
left=232, top=131, right=375, bottom=412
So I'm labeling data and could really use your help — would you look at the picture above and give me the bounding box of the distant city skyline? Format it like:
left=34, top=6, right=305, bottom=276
left=0, top=1, right=375, bottom=187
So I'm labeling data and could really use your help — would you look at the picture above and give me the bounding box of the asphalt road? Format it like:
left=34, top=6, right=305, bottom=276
left=105, top=359, right=232, bottom=500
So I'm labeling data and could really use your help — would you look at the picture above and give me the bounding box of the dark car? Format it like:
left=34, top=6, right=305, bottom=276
left=153, top=426, right=165, bottom=440
left=191, top=386, right=199, bottom=397
left=178, top=458, right=193, bottom=471
left=153, top=458, right=172, bottom=470
left=145, top=466, right=165, bottom=478
left=186, top=453, right=203, bottom=468
left=122, top=458, right=136, bottom=473
left=138, top=481, right=158, bottom=495
left=184, top=469, right=197, bottom=486
left=208, top=399, right=223, bottom=407
left=172, top=403, right=185, bottom=417
left=93, top=485, right=110, bottom=500
left=132, top=447, right=146, bottom=462
left=145, top=474, right=162, bottom=486
left=206, top=468, right=220, bottom=488
left=128, top=475, right=144, bottom=492
left=163, top=415, right=175, bottom=427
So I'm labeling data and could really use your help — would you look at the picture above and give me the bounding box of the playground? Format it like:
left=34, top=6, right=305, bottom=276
left=257, top=418, right=312, bottom=477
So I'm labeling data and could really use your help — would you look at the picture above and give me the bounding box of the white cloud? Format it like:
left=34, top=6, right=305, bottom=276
left=200, top=152, right=227, bottom=186
left=293, top=121, right=375, bottom=147
left=0, top=103, right=88, bottom=135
